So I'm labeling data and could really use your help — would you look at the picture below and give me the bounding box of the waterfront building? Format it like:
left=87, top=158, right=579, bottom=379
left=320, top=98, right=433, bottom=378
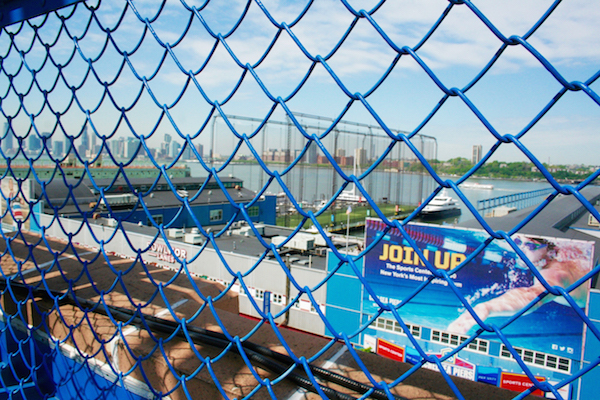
left=36, top=175, right=276, bottom=228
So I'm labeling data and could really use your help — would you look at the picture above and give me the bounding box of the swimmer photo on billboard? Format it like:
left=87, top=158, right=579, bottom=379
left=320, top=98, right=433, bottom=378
left=363, top=218, right=595, bottom=358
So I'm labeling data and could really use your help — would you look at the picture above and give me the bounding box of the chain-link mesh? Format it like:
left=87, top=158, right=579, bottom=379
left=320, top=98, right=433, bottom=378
left=1, top=1, right=599, bottom=399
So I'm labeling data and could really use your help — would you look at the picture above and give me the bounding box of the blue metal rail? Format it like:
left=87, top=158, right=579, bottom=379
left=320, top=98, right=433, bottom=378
left=477, top=188, right=554, bottom=212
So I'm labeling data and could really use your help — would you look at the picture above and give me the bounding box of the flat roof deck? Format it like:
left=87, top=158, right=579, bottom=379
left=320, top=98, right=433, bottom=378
left=0, top=232, right=535, bottom=399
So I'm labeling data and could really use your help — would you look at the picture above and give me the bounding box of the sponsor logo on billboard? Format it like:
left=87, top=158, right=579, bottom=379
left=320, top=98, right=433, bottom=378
left=376, top=338, right=404, bottom=362
left=421, top=348, right=476, bottom=381
left=500, top=372, right=545, bottom=396
left=476, top=366, right=500, bottom=386
left=146, top=241, right=187, bottom=263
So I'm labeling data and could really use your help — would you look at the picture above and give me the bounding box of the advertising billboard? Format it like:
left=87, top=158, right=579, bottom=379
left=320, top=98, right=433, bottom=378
left=364, top=218, right=594, bottom=359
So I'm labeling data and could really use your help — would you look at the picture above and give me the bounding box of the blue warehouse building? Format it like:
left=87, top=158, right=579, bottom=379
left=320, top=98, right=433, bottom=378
left=35, top=175, right=276, bottom=228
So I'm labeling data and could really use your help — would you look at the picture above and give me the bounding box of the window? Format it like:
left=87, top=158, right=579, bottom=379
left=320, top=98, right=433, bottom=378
left=291, top=299, right=318, bottom=313
left=149, top=214, right=163, bottom=226
left=248, top=206, right=259, bottom=218
left=272, top=293, right=284, bottom=305
left=373, top=317, right=421, bottom=339
left=209, top=209, right=223, bottom=222
left=430, top=329, right=488, bottom=354
left=500, top=345, right=571, bottom=373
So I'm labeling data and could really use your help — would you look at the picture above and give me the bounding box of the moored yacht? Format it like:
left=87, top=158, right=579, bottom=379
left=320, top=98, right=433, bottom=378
left=419, top=190, right=461, bottom=220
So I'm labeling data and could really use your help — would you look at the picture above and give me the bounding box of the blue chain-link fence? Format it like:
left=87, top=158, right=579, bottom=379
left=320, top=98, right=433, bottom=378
left=1, top=0, right=599, bottom=399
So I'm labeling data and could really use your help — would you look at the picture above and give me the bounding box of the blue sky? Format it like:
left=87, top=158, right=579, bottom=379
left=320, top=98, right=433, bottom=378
left=2, top=0, right=599, bottom=166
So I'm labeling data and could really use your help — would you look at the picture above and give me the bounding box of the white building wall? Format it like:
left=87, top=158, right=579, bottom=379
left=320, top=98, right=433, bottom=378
left=39, top=215, right=327, bottom=335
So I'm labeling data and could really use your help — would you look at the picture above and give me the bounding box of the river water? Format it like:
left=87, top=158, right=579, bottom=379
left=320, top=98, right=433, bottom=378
left=185, top=161, right=551, bottom=224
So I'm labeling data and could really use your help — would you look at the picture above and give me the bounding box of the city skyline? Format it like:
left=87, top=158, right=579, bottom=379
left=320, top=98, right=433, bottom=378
left=0, top=1, right=598, bottom=167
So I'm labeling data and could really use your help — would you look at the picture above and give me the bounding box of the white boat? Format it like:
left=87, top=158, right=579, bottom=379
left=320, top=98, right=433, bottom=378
left=459, top=182, right=494, bottom=190
left=337, top=189, right=366, bottom=203
left=419, top=190, right=461, bottom=220
left=337, top=156, right=366, bottom=203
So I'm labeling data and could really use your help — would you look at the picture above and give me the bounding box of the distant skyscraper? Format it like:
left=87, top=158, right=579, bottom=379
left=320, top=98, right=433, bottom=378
left=64, top=138, right=73, bottom=155
left=53, top=140, right=64, bottom=157
left=307, top=142, right=318, bottom=164
left=472, top=145, right=483, bottom=164
left=126, top=137, right=138, bottom=159
left=117, top=137, right=125, bottom=158
left=182, top=143, right=193, bottom=160
left=196, top=143, right=204, bottom=159
left=2, top=123, right=14, bottom=154
left=82, top=124, right=89, bottom=149
left=110, top=139, right=119, bottom=157
left=170, top=141, right=181, bottom=159
left=90, top=127, right=97, bottom=154
left=78, top=124, right=89, bottom=156
left=41, top=132, right=52, bottom=151
left=354, top=147, right=367, bottom=166
left=28, top=135, right=42, bottom=153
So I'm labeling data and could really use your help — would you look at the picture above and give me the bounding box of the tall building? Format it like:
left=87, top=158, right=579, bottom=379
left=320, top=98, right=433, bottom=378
left=354, top=147, right=367, bottom=167
left=2, top=123, right=15, bottom=154
left=109, top=137, right=125, bottom=158
left=182, top=143, right=193, bottom=160
left=170, top=141, right=182, bottom=159
left=307, top=142, right=318, bottom=164
left=126, top=137, right=138, bottom=159
left=53, top=140, right=64, bottom=157
left=64, top=138, right=73, bottom=155
left=110, top=139, right=119, bottom=157
left=472, top=145, right=483, bottom=164
left=90, top=128, right=97, bottom=155
left=28, top=134, right=42, bottom=153
left=42, top=132, right=52, bottom=151
left=78, top=124, right=89, bottom=156
left=196, top=143, right=204, bottom=159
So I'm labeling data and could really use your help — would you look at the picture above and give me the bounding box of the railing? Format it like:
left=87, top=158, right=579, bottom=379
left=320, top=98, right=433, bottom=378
left=477, top=188, right=554, bottom=212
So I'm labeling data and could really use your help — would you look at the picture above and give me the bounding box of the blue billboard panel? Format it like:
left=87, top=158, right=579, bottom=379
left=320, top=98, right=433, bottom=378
left=364, top=219, right=594, bottom=359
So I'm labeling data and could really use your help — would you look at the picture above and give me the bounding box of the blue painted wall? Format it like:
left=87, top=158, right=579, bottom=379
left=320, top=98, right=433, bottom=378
left=324, top=253, right=363, bottom=344
left=0, top=321, right=148, bottom=400
left=580, top=289, right=600, bottom=400
left=324, top=249, right=577, bottom=398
